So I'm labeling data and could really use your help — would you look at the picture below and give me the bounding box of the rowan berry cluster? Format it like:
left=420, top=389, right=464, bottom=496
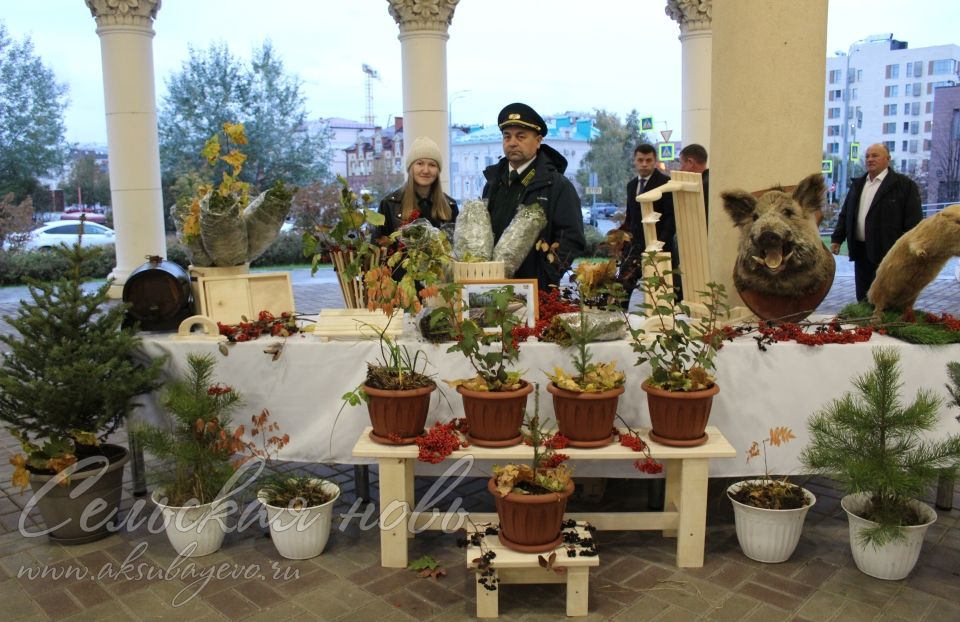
left=217, top=310, right=301, bottom=342
left=414, top=420, right=466, bottom=463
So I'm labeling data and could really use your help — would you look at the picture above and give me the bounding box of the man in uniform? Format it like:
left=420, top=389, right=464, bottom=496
left=482, top=103, right=585, bottom=291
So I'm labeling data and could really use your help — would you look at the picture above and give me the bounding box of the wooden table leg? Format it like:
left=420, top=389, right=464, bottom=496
left=405, top=457, right=415, bottom=539
left=565, top=567, right=590, bottom=616
left=476, top=570, right=498, bottom=618
left=662, top=459, right=680, bottom=537
left=676, top=458, right=708, bottom=568
left=378, top=457, right=410, bottom=567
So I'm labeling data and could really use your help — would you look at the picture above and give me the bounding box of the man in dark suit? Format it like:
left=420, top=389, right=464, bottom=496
left=618, top=143, right=676, bottom=306
left=679, top=143, right=709, bottom=223
left=831, top=143, right=922, bottom=301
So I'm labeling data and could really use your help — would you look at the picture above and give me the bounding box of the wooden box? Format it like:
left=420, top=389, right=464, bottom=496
left=312, top=309, right=404, bottom=341
left=196, top=272, right=294, bottom=325
left=453, top=261, right=505, bottom=282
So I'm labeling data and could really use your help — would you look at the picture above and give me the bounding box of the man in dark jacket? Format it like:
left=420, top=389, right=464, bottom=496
left=618, top=143, right=676, bottom=305
left=831, top=143, right=922, bottom=301
left=482, top=103, right=585, bottom=291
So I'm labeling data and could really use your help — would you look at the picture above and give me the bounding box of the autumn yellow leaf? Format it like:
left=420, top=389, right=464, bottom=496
left=201, top=134, right=221, bottom=164
left=220, top=149, right=247, bottom=176
left=222, top=122, right=248, bottom=145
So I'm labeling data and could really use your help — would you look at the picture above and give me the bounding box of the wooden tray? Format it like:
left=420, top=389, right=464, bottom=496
left=196, top=272, right=294, bottom=325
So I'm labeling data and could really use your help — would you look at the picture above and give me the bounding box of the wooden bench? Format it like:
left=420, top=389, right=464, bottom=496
left=351, top=425, right=736, bottom=569
left=467, top=523, right=598, bottom=618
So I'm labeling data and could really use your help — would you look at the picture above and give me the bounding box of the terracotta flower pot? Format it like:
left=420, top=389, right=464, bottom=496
left=547, top=383, right=624, bottom=448
left=642, top=381, right=719, bottom=447
left=457, top=382, right=532, bottom=447
left=488, top=477, right=575, bottom=553
left=364, top=382, right=436, bottom=445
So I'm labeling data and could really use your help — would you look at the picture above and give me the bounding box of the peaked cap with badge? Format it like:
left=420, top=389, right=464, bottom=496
left=497, top=102, right=548, bottom=137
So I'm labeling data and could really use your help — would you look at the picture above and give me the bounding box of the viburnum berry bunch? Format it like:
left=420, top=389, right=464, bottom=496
left=414, top=420, right=467, bottom=463
left=615, top=415, right=663, bottom=474
left=218, top=310, right=306, bottom=342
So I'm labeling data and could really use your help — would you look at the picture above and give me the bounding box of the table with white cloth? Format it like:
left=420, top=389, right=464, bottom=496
left=135, top=328, right=960, bottom=480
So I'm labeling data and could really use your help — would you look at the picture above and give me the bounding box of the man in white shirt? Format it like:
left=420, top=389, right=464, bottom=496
left=830, top=143, right=922, bottom=301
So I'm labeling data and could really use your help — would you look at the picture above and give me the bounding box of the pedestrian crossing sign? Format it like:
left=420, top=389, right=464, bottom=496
left=849, top=142, right=860, bottom=161
left=658, top=143, right=674, bottom=161
left=821, top=160, right=833, bottom=174
left=641, top=116, right=654, bottom=131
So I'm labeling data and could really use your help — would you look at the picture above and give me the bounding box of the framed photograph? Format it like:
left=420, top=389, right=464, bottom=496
left=457, top=279, right=539, bottom=329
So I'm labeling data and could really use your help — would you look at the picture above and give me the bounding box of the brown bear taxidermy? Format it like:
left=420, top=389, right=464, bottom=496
left=868, top=203, right=960, bottom=318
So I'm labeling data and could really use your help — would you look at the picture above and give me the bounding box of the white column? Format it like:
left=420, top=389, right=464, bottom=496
left=708, top=0, right=827, bottom=303
left=388, top=0, right=460, bottom=192
left=666, top=0, right=713, bottom=152
left=85, top=0, right=167, bottom=298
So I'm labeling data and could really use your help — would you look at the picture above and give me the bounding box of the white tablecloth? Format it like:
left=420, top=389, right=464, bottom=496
left=135, top=329, right=960, bottom=478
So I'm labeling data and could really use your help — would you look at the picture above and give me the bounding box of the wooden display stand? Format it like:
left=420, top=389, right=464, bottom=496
left=195, top=271, right=294, bottom=325
left=352, top=426, right=736, bottom=569
left=467, top=524, right=598, bottom=618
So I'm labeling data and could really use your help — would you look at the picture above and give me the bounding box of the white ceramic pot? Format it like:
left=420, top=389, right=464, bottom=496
left=257, top=480, right=341, bottom=560
left=728, top=480, right=816, bottom=563
left=151, top=491, right=232, bottom=557
left=841, top=493, right=937, bottom=580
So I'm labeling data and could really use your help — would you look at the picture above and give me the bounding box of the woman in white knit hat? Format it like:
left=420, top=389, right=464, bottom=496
left=376, top=136, right=458, bottom=238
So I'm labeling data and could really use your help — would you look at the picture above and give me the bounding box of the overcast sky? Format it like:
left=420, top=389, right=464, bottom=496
left=4, top=0, right=960, bottom=146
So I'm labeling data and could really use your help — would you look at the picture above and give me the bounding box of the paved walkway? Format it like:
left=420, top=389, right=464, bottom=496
left=0, top=260, right=957, bottom=621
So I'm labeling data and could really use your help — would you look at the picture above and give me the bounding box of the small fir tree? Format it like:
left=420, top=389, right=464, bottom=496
left=801, top=347, right=960, bottom=546
left=0, top=238, right=164, bottom=486
left=134, top=353, right=248, bottom=506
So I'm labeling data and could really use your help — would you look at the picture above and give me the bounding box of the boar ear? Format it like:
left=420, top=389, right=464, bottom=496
left=721, top=191, right=757, bottom=227
left=792, top=174, right=826, bottom=216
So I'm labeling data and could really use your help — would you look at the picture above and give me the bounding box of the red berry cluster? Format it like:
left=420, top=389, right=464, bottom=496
left=542, top=453, right=570, bottom=469
left=544, top=433, right=570, bottom=449
left=511, top=290, right=579, bottom=346
left=218, top=310, right=301, bottom=342
left=757, top=321, right=873, bottom=346
left=414, top=421, right=464, bottom=463
left=924, top=312, right=960, bottom=332
left=206, top=384, right=232, bottom=396
left=617, top=429, right=662, bottom=474
left=634, top=457, right=663, bottom=474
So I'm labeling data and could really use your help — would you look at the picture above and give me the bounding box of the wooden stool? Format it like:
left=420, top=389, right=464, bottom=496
left=467, top=524, right=599, bottom=618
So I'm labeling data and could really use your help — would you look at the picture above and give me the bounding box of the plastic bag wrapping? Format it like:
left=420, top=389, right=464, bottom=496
left=556, top=310, right=626, bottom=341
left=169, top=200, right=214, bottom=266
left=244, top=180, right=294, bottom=260
left=200, top=192, right=249, bottom=266
left=453, top=199, right=493, bottom=261
left=397, top=217, right=439, bottom=250
left=492, top=202, right=547, bottom=277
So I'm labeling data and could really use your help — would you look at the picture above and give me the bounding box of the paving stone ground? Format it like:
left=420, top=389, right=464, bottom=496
left=0, top=263, right=957, bottom=621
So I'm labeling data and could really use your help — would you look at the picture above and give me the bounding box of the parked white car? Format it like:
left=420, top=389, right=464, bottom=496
left=18, top=220, right=116, bottom=251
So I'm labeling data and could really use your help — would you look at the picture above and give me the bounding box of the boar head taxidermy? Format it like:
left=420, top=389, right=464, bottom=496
left=721, top=174, right=835, bottom=318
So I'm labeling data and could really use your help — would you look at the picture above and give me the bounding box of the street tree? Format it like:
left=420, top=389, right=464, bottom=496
left=576, top=110, right=651, bottom=206
left=930, top=131, right=960, bottom=204
left=158, top=41, right=332, bottom=203
left=0, top=23, right=69, bottom=201
left=63, top=152, right=111, bottom=208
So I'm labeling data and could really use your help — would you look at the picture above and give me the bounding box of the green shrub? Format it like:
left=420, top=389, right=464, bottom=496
left=0, top=246, right=115, bottom=285
left=251, top=232, right=306, bottom=267
left=582, top=225, right=604, bottom=258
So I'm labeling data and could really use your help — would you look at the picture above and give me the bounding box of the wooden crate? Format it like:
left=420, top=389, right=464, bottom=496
left=312, top=309, right=403, bottom=341
left=453, top=261, right=505, bottom=282
left=195, top=272, right=294, bottom=325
